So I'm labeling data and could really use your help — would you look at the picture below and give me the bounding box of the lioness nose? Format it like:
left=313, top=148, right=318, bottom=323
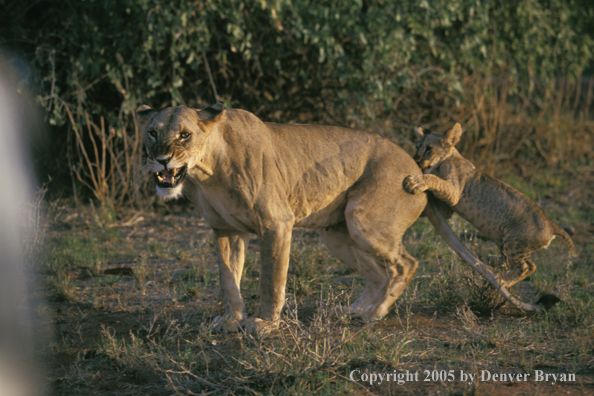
left=156, top=154, right=173, bottom=168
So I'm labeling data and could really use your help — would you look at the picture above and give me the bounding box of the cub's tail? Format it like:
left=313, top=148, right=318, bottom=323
left=553, top=223, right=577, bottom=256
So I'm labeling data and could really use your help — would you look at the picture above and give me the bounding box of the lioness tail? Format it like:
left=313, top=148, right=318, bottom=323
left=425, top=196, right=545, bottom=312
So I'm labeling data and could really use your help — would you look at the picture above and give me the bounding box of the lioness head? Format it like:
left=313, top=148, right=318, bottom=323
left=413, top=123, right=462, bottom=172
left=135, top=103, right=224, bottom=200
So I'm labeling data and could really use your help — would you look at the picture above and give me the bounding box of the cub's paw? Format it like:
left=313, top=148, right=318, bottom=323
left=241, top=317, right=279, bottom=335
left=403, top=175, right=427, bottom=194
left=210, top=315, right=242, bottom=333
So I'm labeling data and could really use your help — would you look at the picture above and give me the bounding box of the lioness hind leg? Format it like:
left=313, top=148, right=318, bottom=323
left=401, top=249, right=420, bottom=287
left=318, top=223, right=384, bottom=317
left=360, top=247, right=418, bottom=321
left=318, top=224, right=419, bottom=322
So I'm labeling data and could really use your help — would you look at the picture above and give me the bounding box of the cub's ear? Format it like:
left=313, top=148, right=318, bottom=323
left=444, top=123, right=462, bottom=147
left=198, top=103, right=224, bottom=122
left=135, top=105, right=158, bottom=133
left=414, top=127, right=424, bottom=142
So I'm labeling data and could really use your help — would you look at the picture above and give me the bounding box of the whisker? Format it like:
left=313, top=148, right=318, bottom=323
left=130, top=160, right=152, bottom=185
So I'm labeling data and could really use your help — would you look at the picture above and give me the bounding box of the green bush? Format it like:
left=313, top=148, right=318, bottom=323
left=3, top=0, right=590, bottom=122
left=1, top=0, right=592, bottom=203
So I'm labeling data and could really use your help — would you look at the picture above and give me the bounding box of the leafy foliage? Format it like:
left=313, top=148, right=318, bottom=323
left=1, top=0, right=592, bottom=202
left=3, top=0, right=591, bottom=122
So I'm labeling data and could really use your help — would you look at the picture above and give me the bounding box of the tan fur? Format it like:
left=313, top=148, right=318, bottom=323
left=404, top=124, right=576, bottom=288
left=135, top=105, right=548, bottom=333
left=135, top=104, right=437, bottom=332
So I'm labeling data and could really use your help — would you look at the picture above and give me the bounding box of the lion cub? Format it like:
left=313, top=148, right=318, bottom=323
left=404, top=123, right=576, bottom=288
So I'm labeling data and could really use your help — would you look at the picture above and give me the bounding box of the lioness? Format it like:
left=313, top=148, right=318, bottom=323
left=135, top=104, right=545, bottom=333
left=404, top=123, right=576, bottom=288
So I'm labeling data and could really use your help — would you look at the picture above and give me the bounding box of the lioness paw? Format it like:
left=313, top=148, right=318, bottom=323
left=210, top=315, right=242, bottom=333
left=403, top=175, right=427, bottom=194
left=242, top=317, right=279, bottom=335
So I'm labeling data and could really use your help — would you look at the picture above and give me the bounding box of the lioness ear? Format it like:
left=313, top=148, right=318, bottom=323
left=444, top=123, right=462, bottom=147
left=414, top=127, right=424, bottom=142
left=135, top=105, right=158, bottom=133
left=198, top=103, right=224, bottom=121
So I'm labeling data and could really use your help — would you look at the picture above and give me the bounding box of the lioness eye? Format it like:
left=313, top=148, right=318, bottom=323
left=148, top=129, right=157, bottom=138
left=180, top=131, right=190, bottom=139
left=425, top=147, right=433, bottom=155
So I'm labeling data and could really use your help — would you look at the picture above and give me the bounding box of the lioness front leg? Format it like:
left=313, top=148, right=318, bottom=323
left=211, top=229, right=249, bottom=333
left=243, top=222, right=293, bottom=334
left=404, top=174, right=461, bottom=206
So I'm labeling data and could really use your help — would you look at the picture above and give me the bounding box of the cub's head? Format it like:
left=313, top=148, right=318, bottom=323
left=135, top=103, right=224, bottom=200
left=413, top=123, right=463, bottom=172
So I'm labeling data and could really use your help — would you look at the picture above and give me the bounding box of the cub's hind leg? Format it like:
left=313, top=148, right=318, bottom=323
left=500, top=239, right=537, bottom=288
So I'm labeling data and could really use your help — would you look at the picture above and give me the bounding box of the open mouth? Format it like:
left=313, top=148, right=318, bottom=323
left=154, top=165, right=187, bottom=188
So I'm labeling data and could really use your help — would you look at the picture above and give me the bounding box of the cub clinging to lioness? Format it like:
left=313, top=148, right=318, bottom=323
left=403, top=123, right=576, bottom=288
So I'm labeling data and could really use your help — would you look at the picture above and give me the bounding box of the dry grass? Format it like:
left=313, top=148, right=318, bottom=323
left=33, top=79, right=594, bottom=395
left=36, top=177, right=594, bottom=395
